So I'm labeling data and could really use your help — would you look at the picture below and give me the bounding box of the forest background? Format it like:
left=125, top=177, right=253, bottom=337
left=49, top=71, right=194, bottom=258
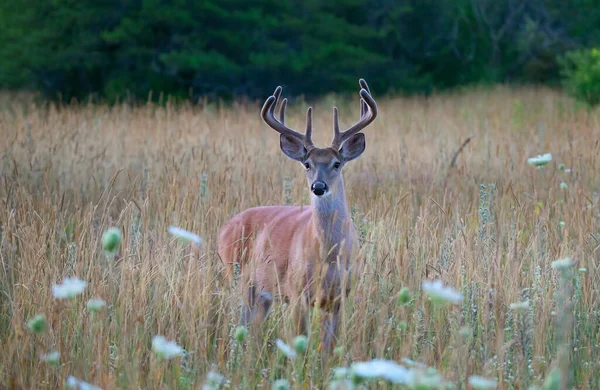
left=2, top=0, right=600, bottom=103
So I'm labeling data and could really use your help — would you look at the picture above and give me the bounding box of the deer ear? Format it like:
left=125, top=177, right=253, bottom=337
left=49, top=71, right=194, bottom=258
left=339, top=133, right=365, bottom=162
left=280, top=134, right=307, bottom=161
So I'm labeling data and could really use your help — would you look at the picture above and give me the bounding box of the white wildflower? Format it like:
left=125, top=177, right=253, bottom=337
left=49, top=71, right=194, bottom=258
left=52, top=277, right=87, bottom=299
left=407, top=367, right=445, bottom=388
left=41, top=351, right=60, bottom=366
left=459, top=326, right=472, bottom=339
left=400, top=358, right=428, bottom=369
left=203, top=371, right=224, bottom=390
left=329, top=379, right=354, bottom=390
left=551, top=257, right=574, bottom=270
left=333, top=367, right=351, bottom=379
left=527, top=153, right=552, bottom=167
left=560, top=182, right=568, bottom=190
left=422, top=280, right=463, bottom=305
left=65, top=376, right=102, bottom=390
left=350, top=359, right=411, bottom=384
left=167, top=226, right=202, bottom=245
left=275, top=338, right=297, bottom=359
left=273, top=379, right=290, bottom=390
left=152, top=335, right=184, bottom=359
left=469, top=375, right=498, bottom=389
left=558, top=221, right=565, bottom=227
left=509, top=300, right=529, bottom=312
left=87, top=298, right=106, bottom=312
left=579, top=268, right=587, bottom=273
left=542, top=367, right=561, bottom=389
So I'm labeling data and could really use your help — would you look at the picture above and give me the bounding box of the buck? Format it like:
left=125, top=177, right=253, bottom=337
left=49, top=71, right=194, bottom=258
left=218, top=79, right=378, bottom=352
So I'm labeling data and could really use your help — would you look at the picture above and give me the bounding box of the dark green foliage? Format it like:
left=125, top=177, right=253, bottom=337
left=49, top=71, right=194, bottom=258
left=559, top=48, right=600, bottom=106
left=1, top=0, right=600, bottom=102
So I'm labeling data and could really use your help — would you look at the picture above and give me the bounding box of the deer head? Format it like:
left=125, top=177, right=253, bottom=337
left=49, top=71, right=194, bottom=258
left=261, top=79, right=378, bottom=198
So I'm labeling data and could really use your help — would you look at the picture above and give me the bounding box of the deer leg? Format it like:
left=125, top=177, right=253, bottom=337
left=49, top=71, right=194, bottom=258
left=242, top=285, right=273, bottom=326
left=289, top=293, right=310, bottom=337
left=241, top=285, right=256, bottom=326
left=320, top=304, right=340, bottom=354
left=254, top=290, right=273, bottom=322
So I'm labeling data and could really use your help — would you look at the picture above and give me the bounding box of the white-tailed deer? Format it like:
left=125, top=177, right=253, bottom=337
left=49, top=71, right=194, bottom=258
left=218, top=79, right=377, bottom=352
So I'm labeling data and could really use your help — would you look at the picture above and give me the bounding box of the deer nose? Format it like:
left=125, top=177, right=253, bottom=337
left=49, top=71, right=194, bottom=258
left=311, top=181, right=328, bottom=196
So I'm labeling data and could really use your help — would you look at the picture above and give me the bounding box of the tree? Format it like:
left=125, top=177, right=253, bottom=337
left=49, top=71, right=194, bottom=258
left=1, top=0, right=600, bottom=101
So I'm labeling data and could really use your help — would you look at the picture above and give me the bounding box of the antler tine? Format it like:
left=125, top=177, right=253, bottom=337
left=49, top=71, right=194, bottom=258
left=261, top=86, right=314, bottom=148
left=360, top=97, right=365, bottom=118
left=359, top=78, right=370, bottom=118
left=306, top=107, right=313, bottom=141
left=279, top=98, right=287, bottom=124
left=331, top=78, right=378, bottom=149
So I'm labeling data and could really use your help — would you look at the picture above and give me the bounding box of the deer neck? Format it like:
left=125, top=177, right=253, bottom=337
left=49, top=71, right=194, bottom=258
left=311, top=177, right=353, bottom=262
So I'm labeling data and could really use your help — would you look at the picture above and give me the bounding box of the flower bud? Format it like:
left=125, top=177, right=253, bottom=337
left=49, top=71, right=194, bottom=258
left=292, top=335, right=308, bottom=354
left=398, top=287, right=411, bottom=305
left=102, top=227, right=122, bottom=253
left=234, top=326, right=248, bottom=343
left=87, top=298, right=106, bottom=313
left=27, top=314, right=47, bottom=334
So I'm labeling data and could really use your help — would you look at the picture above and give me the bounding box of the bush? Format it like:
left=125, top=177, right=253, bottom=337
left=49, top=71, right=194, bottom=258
left=559, top=48, right=600, bottom=106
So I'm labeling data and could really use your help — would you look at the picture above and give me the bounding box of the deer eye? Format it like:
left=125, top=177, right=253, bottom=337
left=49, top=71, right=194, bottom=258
left=333, top=162, right=341, bottom=169
left=304, top=162, right=311, bottom=170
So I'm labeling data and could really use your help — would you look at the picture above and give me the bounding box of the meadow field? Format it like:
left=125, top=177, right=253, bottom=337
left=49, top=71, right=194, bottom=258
left=1, top=86, right=599, bottom=389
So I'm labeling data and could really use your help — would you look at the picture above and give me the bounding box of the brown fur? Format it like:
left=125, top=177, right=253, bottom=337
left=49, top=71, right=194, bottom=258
left=218, top=79, right=376, bottom=352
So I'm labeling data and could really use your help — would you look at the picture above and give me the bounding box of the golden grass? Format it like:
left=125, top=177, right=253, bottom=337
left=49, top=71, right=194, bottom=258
left=1, top=85, right=599, bottom=389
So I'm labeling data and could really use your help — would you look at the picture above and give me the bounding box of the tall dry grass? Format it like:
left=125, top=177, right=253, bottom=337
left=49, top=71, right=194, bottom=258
left=0, top=86, right=599, bottom=389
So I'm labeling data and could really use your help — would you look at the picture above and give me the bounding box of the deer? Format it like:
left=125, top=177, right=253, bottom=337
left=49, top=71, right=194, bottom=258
left=217, top=79, right=378, bottom=353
